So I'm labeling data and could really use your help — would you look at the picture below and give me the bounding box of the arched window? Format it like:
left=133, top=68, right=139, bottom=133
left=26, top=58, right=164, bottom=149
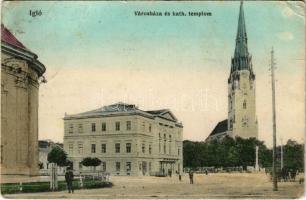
left=243, top=100, right=247, bottom=109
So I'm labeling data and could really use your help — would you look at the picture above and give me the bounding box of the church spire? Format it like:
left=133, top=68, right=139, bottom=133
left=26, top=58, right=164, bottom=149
left=234, top=1, right=248, bottom=58
left=230, top=0, right=253, bottom=73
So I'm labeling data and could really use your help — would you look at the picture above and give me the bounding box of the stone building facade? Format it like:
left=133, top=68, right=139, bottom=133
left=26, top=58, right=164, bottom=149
left=63, top=103, right=183, bottom=176
left=206, top=2, right=258, bottom=141
left=1, top=24, right=46, bottom=175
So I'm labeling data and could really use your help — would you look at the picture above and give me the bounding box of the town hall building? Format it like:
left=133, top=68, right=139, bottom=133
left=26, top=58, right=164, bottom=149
left=63, top=102, right=183, bottom=176
left=206, top=2, right=258, bottom=141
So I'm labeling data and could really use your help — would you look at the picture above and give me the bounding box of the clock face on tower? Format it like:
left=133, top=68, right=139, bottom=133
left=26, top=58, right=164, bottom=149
left=242, top=116, right=248, bottom=127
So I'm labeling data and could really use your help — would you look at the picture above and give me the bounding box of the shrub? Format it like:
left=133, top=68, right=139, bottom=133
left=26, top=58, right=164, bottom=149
left=1, top=179, right=112, bottom=194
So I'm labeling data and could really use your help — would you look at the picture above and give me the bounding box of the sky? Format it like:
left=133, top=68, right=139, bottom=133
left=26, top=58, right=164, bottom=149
left=2, top=1, right=305, bottom=147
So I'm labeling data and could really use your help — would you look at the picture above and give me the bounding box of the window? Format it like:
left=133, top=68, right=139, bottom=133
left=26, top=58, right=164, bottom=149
left=91, top=144, right=96, bottom=153
left=68, top=143, right=73, bottom=154
left=126, top=162, right=131, bottom=172
left=68, top=124, right=73, bottom=134
left=102, top=122, right=106, bottom=132
left=115, top=143, right=120, bottom=153
left=126, top=121, right=131, bottom=130
left=159, top=133, right=161, bottom=153
left=149, top=162, right=151, bottom=172
left=126, top=143, right=131, bottom=153
left=78, top=124, right=83, bottom=133
left=169, top=135, right=172, bottom=154
left=149, top=144, right=152, bottom=154
left=243, top=100, right=247, bottom=109
left=78, top=143, right=83, bottom=154
left=115, top=122, right=120, bottom=131
left=142, top=143, right=145, bottom=153
left=92, top=123, right=96, bottom=132
left=116, top=162, right=120, bottom=171
left=178, top=148, right=180, bottom=156
left=101, top=161, right=106, bottom=172
left=101, top=144, right=106, bottom=153
left=142, top=122, right=145, bottom=131
left=79, top=162, right=82, bottom=170
left=149, top=124, right=152, bottom=132
left=164, top=134, right=166, bottom=154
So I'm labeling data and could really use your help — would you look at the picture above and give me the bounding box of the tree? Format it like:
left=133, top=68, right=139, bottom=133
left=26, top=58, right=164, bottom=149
left=283, top=139, right=304, bottom=171
left=80, top=157, right=102, bottom=171
left=227, top=146, right=240, bottom=167
left=47, top=146, right=69, bottom=167
left=183, top=137, right=273, bottom=170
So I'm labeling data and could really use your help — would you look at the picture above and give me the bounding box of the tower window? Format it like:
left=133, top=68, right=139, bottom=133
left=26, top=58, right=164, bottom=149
left=243, top=100, right=247, bottom=109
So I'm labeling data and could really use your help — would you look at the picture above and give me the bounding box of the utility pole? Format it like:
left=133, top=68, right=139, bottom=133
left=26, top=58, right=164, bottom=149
left=280, top=138, right=283, bottom=170
left=270, top=47, right=278, bottom=191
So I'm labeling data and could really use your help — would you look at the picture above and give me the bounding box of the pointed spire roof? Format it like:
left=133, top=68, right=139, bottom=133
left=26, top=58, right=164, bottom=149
left=229, top=0, right=255, bottom=77
left=234, top=1, right=249, bottom=58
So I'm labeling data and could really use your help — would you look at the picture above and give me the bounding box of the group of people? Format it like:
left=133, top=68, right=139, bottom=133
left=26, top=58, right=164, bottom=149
left=64, top=168, right=200, bottom=194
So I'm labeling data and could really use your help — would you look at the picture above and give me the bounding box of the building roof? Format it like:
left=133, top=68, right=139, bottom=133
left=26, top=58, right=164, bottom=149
left=229, top=1, right=255, bottom=77
left=234, top=1, right=248, bottom=59
left=1, top=24, right=46, bottom=77
left=208, top=119, right=228, bottom=137
left=64, top=102, right=181, bottom=125
left=39, top=140, right=63, bottom=150
left=1, top=24, right=27, bottom=49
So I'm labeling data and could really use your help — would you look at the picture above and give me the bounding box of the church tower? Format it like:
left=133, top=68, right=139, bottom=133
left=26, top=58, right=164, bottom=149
left=227, top=1, right=258, bottom=139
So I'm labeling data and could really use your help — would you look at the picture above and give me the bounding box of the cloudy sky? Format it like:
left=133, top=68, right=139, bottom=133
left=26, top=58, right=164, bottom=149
left=2, top=1, right=304, bottom=146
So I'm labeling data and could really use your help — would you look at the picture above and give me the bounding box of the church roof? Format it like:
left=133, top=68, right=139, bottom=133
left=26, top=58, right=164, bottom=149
left=1, top=24, right=27, bottom=49
left=229, top=1, right=255, bottom=78
left=64, top=102, right=180, bottom=124
left=234, top=1, right=249, bottom=59
left=208, top=119, right=228, bottom=137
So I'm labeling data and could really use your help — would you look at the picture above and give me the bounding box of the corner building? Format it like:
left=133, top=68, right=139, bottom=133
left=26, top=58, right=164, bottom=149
left=63, top=103, right=183, bottom=176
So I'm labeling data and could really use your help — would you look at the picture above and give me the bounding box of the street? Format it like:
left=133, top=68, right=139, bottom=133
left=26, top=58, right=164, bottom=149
left=3, top=172, right=304, bottom=199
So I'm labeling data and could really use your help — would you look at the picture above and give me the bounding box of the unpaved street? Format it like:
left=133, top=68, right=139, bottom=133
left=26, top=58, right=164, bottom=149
left=4, top=173, right=304, bottom=199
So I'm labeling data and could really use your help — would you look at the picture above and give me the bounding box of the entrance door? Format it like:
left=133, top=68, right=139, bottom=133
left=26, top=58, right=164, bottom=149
left=142, top=161, right=147, bottom=175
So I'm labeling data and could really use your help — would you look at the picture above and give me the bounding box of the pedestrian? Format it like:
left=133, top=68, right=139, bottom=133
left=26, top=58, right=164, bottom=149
left=189, top=170, right=194, bottom=184
left=79, top=172, right=83, bottom=188
left=65, top=168, right=74, bottom=193
left=179, top=174, right=182, bottom=181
